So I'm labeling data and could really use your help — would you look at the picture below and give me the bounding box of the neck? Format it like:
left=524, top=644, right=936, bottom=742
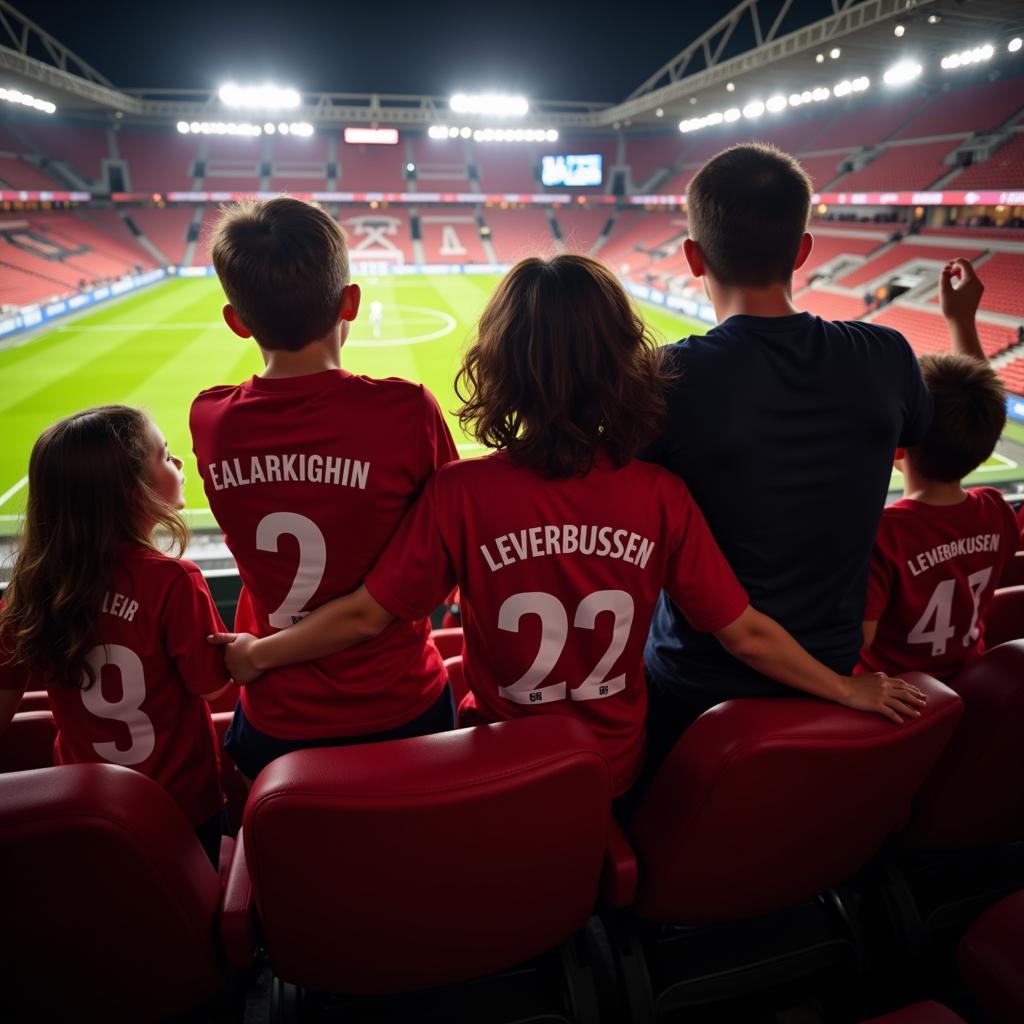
left=902, top=466, right=968, bottom=506
left=706, top=279, right=799, bottom=322
left=261, top=335, right=341, bottom=379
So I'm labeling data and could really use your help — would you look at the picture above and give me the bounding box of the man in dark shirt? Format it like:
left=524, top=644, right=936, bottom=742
left=642, top=143, right=933, bottom=750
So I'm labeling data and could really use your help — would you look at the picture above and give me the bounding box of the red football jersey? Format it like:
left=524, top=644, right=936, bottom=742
left=190, top=370, right=457, bottom=739
left=365, top=453, right=749, bottom=794
left=0, top=544, right=226, bottom=826
left=859, top=487, right=1019, bottom=680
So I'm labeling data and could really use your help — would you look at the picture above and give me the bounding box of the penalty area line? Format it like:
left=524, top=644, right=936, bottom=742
left=0, top=476, right=28, bottom=509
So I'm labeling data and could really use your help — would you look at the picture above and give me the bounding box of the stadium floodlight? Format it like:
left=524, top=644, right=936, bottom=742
left=941, top=44, right=995, bottom=70
left=264, top=122, right=276, bottom=134
left=834, top=78, right=868, bottom=98
left=725, top=82, right=735, bottom=92
left=723, top=107, right=741, bottom=122
left=742, top=99, right=765, bottom=119
left=176, top=121, right=189, bottom=133
left=830, top=47, right=841, bottom=59
left=765, top=94, right=787, bottom=113
left=883, top=59, right=922, bottom=86
left=655, top=107, right=664, bottom=117
left=815, top=53, right=824, bottom=63
left=449, top=92, right=528, bottom=117
left=1009, top=38, right=1022, bottom=53
left=0, top=87, right=57, bottom=114
left=812, top=87, right=831, bottom=101
left=852, top=76, right=870, bottom=91
left=894, top=24, right=905, bottom=38
left=219, top=83, right=300, bottom=109
left=789, top=93, right=804, bottom=106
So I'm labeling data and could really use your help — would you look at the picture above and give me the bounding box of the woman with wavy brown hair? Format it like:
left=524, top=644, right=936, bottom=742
left=0, top=405, right=233, bottom=863
left=212, top=255, right=923, bottom=811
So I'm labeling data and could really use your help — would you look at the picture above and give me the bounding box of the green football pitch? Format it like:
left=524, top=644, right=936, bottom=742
left=0, top=274, right=709, bottom=535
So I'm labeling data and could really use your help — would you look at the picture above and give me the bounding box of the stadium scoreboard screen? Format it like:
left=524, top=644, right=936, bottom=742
left=541, top=153, right=602, bottom=187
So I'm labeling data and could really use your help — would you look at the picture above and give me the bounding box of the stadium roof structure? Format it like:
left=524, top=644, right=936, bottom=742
left=1, top=0, right=1022, bottom=129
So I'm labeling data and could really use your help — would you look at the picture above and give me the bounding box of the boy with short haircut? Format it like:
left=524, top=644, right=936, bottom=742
left=859, top=260, right=1018, bottom=680
left=190, top=196, right=457, bottom=778
left=642, top=142, right=936, bottom=747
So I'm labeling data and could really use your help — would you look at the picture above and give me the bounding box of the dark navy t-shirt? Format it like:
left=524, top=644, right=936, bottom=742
left=642, top=312, right=933, bottom=704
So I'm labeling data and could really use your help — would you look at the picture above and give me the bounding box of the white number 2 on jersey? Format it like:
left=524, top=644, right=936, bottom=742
left=907, top=567, right=993, bottom=657
left=498, top=590, right=635, bottom=705
left=81, top=644, right=156, bottom=766
left=257, top=512, right=328, bottom=629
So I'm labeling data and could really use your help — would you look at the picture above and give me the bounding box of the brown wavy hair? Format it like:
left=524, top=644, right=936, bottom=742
left=456, top=255, right=672, bottom=477
left=0, top=406, right=188, bottom=689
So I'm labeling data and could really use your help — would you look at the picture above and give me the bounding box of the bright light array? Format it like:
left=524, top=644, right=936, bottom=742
left=449, top=93, right=529, bottom=117
left=176, top=120, right=313, bottom=137
left=941, top=44, right=995, bottom=70
left=218, top=83, right=300, bottom=109
left=0, top=87, right=56, bottom=114
left=429, top=124, right=555, bottom=142
left=883, top=59, right=922, bottom=85
left=1010, top=38, right=1022, bottom=53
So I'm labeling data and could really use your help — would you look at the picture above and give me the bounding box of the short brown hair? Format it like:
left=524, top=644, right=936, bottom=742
left=686, top=143, right=812, bottom=287
left=209, top=196, right=349, bottom=351
left=906, top=354, right=1007, bottom=482
left=455, top=255, right=672, bottom=478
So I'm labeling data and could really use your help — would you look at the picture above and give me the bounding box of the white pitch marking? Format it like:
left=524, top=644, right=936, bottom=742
left=0, top=475, right=28, bottom=508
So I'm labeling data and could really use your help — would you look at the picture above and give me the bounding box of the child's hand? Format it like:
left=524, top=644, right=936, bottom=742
left=837, top=673, right=927, bottom=724
left=939, top=258, right=983, bottom=325
left=207, top=631, right=264, bottom=684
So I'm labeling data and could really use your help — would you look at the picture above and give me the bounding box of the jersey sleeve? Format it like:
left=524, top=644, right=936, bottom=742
left=895, top=334, right=934, bottom=447
left=162, top=565, right=233, bottom=695
left=364, top=476, right=456, bottom=621
left=662, top=483, right=749, bottom=632
left=419, top=387, right=459, bottom=479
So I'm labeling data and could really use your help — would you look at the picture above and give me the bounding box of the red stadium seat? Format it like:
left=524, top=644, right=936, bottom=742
left=16, top=690, right=50, bottom=713
left=628, top=674, right=962, bottom=924
left=860, top=1003, right=966, bottom=1023
left=909, top=641, right=1024, bottom=848
left=431, top=626, right=464, bottom=660
left=957, top=891, right=1024, bottom=1024
left=443, top=654, right=468, bottom=707
left=982, top=587, right=1024, bottom=649
left=998, top=551, right=1024, bottom=588
left=228, top=718, right=612, bottom=997
left=0, top=710, right=56, bottom=773
left=0, top=763, right=225, bottom=1021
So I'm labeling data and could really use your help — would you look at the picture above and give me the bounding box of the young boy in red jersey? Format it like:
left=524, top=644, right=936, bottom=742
left=859, top=260, right=1018, bottom=680
left=190, top=197, right=457, bottom=779
left=211, top=256, right=923, bottom=810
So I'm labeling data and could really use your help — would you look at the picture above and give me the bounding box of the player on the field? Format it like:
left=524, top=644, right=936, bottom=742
left=368, top=299, right=384, bottom=338
left=190, top=197, right=457, bottom=780
left=0, top=406, right=230, bottom=865
left=859, top=260, right=1018, bottom=680
left=209, top=255, right=924, bottom=813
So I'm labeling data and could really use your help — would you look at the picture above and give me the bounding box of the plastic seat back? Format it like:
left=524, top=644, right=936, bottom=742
left=17, top=690, right=50, bottom=713
left=910, top=641, right=1024, bottom=847
left=997, top=550, right=1024, bottom=588
left=981, top=586, right=1024, bottom=649
left=957, top=890, right=1024, bottom=1024
left=243, top=717, right=611, bottom=993
left=629, top=673, right=962, bottom=923
left=0, top=710, right=56, bottom=773
left=0, top=763, right=223, bottom=1021
left=443, top=654, right=468, bottom=707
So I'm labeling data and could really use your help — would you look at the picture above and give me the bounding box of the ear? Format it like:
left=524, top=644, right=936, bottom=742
left=793, top=232, right=813, bottom=271
left=339, top=283, right=361, bottom=323
left=222, top=304, right=252, bottom=339
left=894, top=447, right=906, bottom=468
left=683, top=238, right=705, bottom=278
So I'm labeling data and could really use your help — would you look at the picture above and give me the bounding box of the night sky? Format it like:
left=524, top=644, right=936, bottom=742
left=24, top=0, right=829, bottom=103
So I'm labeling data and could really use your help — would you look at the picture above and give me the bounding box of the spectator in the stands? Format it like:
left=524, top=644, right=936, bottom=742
left=859, top=260, right=1017, bottom=681
left=641, top=143, right=934, bottom=758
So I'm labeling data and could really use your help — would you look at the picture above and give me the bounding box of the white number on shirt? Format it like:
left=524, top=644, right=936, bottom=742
left=257, top=512, right=327, bottom=629
left=81, top=644, right=156, bottom=766
left=497, top=590, right=635, bottom=705
left=907, top=566, right=994, bottom=657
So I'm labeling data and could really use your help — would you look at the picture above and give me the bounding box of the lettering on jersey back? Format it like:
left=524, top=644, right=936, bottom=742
left=480, top=524, right=655, bottom=572
left=906, top=532, right=1001, bottom=577
left=101, top=591, right=139, bottom=622
left=207, top=454, right=370, bottom=492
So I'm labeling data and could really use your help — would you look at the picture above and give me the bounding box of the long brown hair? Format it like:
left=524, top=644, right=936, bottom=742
left=0, top=406, right=189, bottom=689
left=456, top=255, right=672, bottom=478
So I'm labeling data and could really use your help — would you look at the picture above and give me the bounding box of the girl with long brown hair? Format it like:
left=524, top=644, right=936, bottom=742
left=211, top=256, right=924, bottom=809
left=0, top=405, right=232, bottom=863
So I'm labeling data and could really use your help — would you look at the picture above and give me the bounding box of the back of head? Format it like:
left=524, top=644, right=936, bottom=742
left=209, top=196, right=349, bottom=351
left=908, top=354, right=1006, bottom=482
left=0, top=405, right=186, bottom=689
left=455, top=254, right=670, bottom=478
left=686, top=142, right=812, bottom=287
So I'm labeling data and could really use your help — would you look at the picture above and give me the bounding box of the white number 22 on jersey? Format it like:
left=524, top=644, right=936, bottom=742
left=497, top=590, right=635, bottom=705
left=907, top=566, right=993, bottom=657
left=257, top=512, right=328, bottom=629
left=81, top=644, right=155, bottom=766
